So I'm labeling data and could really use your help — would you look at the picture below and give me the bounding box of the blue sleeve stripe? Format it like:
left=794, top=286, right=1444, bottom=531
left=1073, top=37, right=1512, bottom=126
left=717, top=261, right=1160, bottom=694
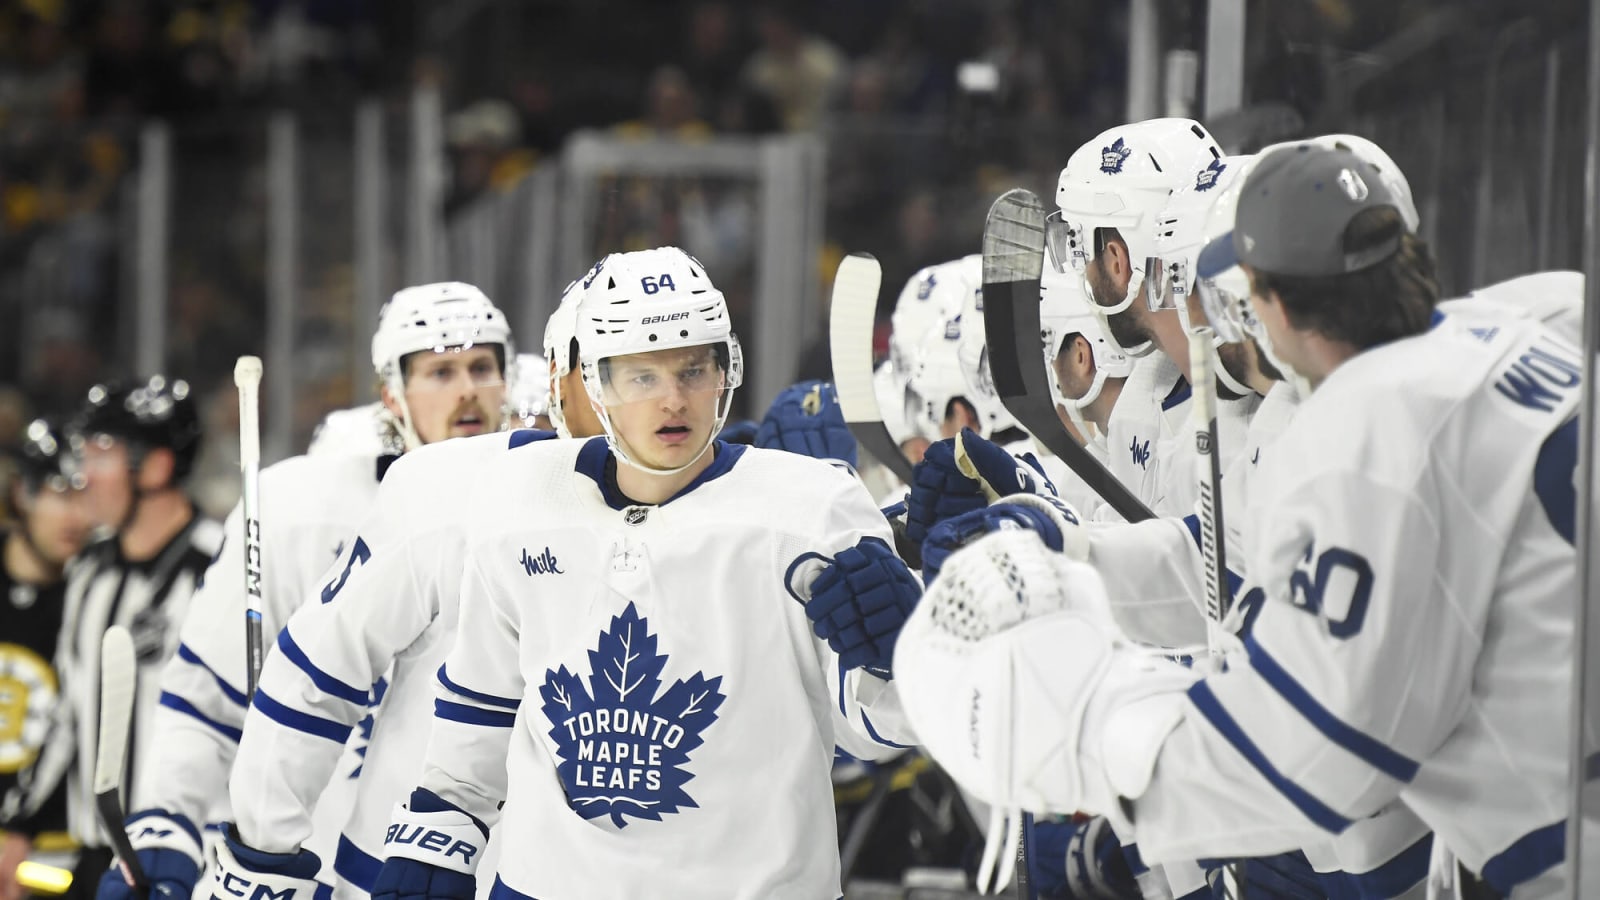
left=1316, top=832, right=1431, bottom=900
left=861, top=710, right=913, bottom=750
left=836, top=659, right=848, bottom=718
left=253, top=689, right=354, bottom=744
left=1243, top=637, right=1421, bottom=783
left=435, top=665, right=520, bottom=710
left=435, top=699, right=516, bottom=728
left=277, top=629, right=370, bottom=706
left=176, top=643, right=249, bottom=708
left=1482, top=820, right=1565, bottom=896
left=1186, top=680, right=1352, bottom=833
left=334, top=836, right=382, bottom=892
left=158, top=691, right=243, bottom=743
left=1122, top=843, right=1149, bottom=876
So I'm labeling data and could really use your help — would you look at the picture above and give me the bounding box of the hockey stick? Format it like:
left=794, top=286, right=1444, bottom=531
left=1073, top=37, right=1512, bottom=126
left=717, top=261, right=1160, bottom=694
left=94, top=625, right=148, bottom=893
left=235, top=356, right=265, bottom=699
left=829, top=253, right=916, bottom=484
left=980, top=189, right=1155, bottom=523
left=1188, top=327, right=1231, bottom=655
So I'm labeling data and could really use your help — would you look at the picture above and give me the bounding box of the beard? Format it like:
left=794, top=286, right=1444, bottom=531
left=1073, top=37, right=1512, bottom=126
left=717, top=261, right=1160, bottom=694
left=1217, top=340, right=1255, bottom=388
left=1087, top=260, right=1150, bottom=350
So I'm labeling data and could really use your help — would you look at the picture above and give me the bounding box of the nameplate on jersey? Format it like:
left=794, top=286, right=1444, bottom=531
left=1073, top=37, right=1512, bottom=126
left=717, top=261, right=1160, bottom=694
left=1492, top=337, right=1581, bottom=414
left=539, top=603, right=725, bottom=828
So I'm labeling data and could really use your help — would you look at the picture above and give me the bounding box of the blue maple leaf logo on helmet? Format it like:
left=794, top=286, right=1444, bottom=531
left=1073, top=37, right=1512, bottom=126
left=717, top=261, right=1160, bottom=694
left=1195, top=158, right=1227, bottom=192
left=1101, top=137, right=1132, bottom=174
left=539, top=603, right=725, bottom=828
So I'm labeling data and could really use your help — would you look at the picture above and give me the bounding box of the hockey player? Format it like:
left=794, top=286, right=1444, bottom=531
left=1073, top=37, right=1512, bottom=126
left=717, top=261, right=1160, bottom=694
left=897, top=144, right=1580, bottom=897
left=0, top=419, right=87, bottom=900
left=94, top=283, right=515, bottom=900
left=7, top=378, right=221, bottom=900
left=358, top=246, right=919, bottom=900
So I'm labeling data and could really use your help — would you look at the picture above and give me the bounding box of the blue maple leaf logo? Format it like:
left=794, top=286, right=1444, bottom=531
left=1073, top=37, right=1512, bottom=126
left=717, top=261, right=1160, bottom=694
left=538, top=603, right=725, bottom=828
left=1101, top=137, right=1132, bottom=174
left=1195, top=158, right=1227, bottom=191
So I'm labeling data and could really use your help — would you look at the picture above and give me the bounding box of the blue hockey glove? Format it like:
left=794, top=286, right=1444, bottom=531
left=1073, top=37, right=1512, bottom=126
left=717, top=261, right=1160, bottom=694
left=755, top=380, right=858, bottom=468
left=1202, top=850, right=1326, bottom=899
left=717, top=419, right=759, bottom=445
left=1028, top=815, right=1141, bottom=900
left=904, top=440, right=987, bottom=546
left=805, top=537, right=921, bottom=676
left=95, top=810, right=203, bottom=900
left=371, top=789, right=488, bottom=900
left=921, top=492, right=1084, bottom=587
left=952, top=428, right=1056, bottom=500
left=210, top=824, right=323, bottom=900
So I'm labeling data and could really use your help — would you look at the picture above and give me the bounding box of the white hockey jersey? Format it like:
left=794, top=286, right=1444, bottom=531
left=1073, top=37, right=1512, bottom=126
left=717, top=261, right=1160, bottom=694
left=417, top=438, right=916, bottom=900
left=227, top=431, right=549, bottom=897
left=152, top=452, right=391, bottom=879
left=1120, top=313, right=1579, bottom=897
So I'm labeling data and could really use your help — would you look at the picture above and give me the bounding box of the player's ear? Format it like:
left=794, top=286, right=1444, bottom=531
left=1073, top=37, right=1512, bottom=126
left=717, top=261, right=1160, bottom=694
left=379, top=382, right=404, bottom=421
left=138, top=447, right=176, bottom=490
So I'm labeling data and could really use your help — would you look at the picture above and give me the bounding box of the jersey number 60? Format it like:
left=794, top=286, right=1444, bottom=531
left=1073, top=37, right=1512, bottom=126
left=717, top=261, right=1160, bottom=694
left=1288, top=543, right=1374, bottom=639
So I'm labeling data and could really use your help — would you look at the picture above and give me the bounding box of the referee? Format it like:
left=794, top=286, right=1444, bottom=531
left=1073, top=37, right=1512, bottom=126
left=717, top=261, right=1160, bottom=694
left=18, top=377, right=222, bottom=900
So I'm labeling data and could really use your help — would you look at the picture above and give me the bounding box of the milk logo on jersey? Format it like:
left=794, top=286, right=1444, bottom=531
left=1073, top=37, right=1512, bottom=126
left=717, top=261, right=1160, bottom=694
left=1101, top=137, right=1132, bottom=174
left=521, top=546, right=564, bottom=575
left=539, top=603, right=726, bottom=827
left=1129, top=437, right=1150, bottom=469
left=1195, top=158, right=1227, bottom=192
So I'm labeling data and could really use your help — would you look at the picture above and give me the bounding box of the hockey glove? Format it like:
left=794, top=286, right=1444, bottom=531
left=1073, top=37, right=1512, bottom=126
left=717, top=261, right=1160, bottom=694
left=371, top=789, right=487, bottom=900
left=952, top=428, right=1056, bottom=501
left=1027, top=815, right=1141, bottom=900
left=904, top=439, right=987, bottom=546
left=755, top=380, right=858, bottom=468
left=210, top=824, right=323, bottom=900
left=805, top=537, right=922, bottom=677
left=921, top=492, right=1085, bottom=587
left=95, top=810, right=203, bottom=900
left=1203, top=850, right=1326, bottom=899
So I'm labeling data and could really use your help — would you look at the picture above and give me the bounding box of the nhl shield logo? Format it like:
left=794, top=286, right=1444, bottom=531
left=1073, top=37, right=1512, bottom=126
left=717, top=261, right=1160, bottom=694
left=1101, top=137, right=1132, bottom=174
left=624, top=506, right=649, bottom=526
left=539, top=603, right=726, bottom=828
left=1195, top=158, right=1226, bottom=192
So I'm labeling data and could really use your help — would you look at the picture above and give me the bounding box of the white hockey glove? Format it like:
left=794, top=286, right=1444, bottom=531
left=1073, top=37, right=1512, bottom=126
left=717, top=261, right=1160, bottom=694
left=894, top=527, right=1198, bottom=827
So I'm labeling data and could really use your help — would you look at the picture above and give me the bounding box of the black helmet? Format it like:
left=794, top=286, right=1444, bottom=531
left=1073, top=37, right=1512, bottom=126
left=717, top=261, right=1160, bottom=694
left=71, top=376, right=202, bottom=482
left=14, top=416, right=75, bottom=493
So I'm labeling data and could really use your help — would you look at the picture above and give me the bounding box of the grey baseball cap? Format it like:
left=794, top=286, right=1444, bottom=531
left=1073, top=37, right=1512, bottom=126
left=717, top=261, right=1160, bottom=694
left=1229, top=143, right=1409, bottom=278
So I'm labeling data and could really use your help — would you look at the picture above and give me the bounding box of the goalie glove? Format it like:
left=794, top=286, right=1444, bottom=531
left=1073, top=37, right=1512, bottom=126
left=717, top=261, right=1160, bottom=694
left=920, top=491, right=1088, bottom=587
left=893, top=528, right=1197, bottom=828
left=372, top=789, right=488, bottom=900
left=210, top=824, right=323, bottom=900
left=95, top=810, right=203, bottom=900
left=791, top=536, right=922, bottom=677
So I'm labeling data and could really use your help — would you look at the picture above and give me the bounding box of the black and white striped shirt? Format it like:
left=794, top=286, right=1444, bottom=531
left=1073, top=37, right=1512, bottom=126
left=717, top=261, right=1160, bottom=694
left=29, top=509, right=223, bottom=846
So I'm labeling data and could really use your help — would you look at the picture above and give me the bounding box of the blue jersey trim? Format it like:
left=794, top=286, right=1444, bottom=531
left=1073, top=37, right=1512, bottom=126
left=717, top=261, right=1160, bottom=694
left=313, top=882, right=333, bottom=900
left=1161, top=377, right=1192, bottom=411
left=507, top=428, right=557, bottom=450
left=488, top=875, right=539, bottom=900
left=1122, top=843, right=1149, bottom=876
left=334, top=836, right=382, bottom=891
left=436, top=664, right=520, bottom=710
left=1316, top=832, right=1431, bottom=900
left=1481, top=820, right=1565, bottom=895
left=252, top=689, right=354, bottom=744
left=176, top=643, right=249, bottom=708
left=277, top=629, right=371, bottom=706
left=575, top=437, right=747, bottom=511
left=158, top=691, right=244, bottom=743
left=1187, top=680, right=1353, bottom=833
left=435, top=699, right=516, bottom=728
left=1180, top=514, right=1244, bottom=598
left=861, top=710, right=913, bottom=750
left=836, top=659, right=848, bottom=717
left=1243, top=637, right=1421, bottom=783
left=1534, top=416, right=1577, bottom=544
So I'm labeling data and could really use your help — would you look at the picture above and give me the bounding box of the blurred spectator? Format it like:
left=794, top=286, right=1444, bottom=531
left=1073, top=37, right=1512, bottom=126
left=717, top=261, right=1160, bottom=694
left=612, top=66, right=712, bottom=141
left=681, top=2, right=746, bottom=119
left=445, top=98, right=533, bottom=214
left=741, top=2, right=845, bottom=132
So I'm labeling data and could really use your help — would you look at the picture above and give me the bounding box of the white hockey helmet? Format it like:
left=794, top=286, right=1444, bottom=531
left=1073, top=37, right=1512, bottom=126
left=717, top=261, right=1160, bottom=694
left=1049, top=118, right=1224, bottom=352
left=1039, top=263, right=1134, bottom=409
left=542, top=277, right=586, bottom=438
left=509, top=352, right=551, bottom=426
left=905, top=311, right=969, bottom=443
left=306, top=403, right=389, bottom=457
left=371, top=281, right=515, bottom=450
left=1259, top=134, right=1420, bottom=232
left=873, top=359, right=915, bottom=447
left=573, top=246, right=744, bottom=474
left=953, top=277, right=1023, bottom=439
left=890, top=260, right=968, bottom=377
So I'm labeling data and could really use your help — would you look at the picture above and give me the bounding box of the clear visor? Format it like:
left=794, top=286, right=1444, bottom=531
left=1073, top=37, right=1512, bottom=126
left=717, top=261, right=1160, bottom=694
left=1143, top=257, right=1190, bottom=312
left=1196, top=274, right=1258, bottom=345
left=595, top=345, right=728, bottom=407
left=1044, top=211, right=1090, bottom=274
left=404, top=346, right=507, bottom=393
